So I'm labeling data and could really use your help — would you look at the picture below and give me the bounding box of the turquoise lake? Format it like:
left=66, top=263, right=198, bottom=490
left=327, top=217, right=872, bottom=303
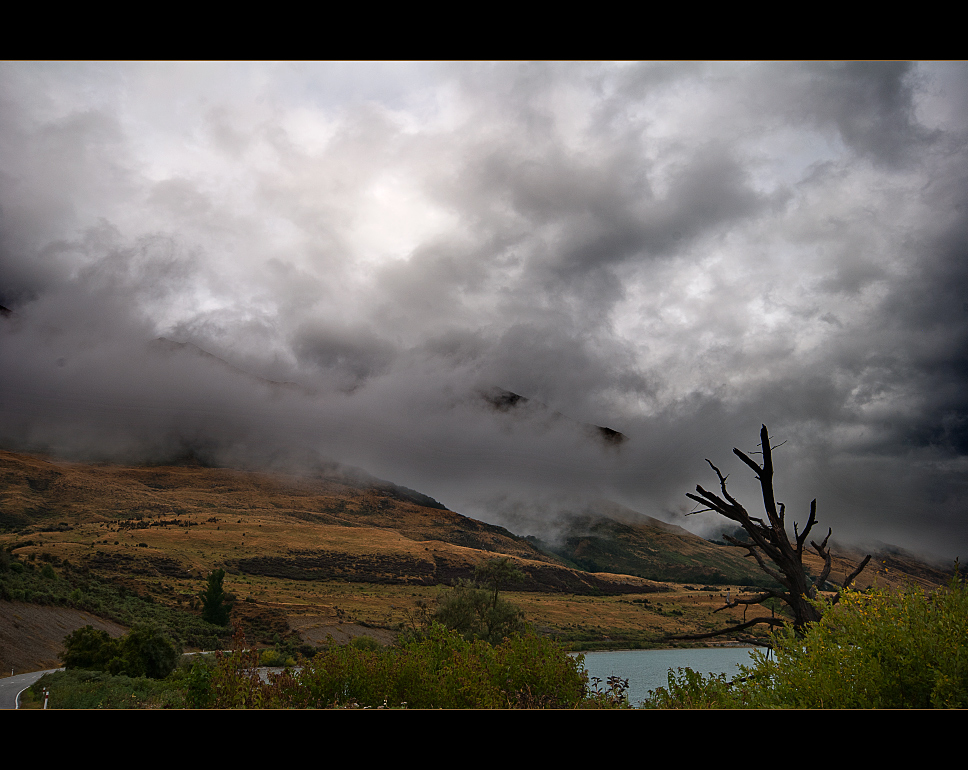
left=575, top=647, right=763, bottom=706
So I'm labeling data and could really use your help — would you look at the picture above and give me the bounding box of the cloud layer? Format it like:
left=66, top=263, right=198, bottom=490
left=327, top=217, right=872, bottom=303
left=2, top=62, right=966, bottom=560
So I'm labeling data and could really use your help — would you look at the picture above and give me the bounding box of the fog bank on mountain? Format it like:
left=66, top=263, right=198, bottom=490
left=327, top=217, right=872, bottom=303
left=1, top=62, right=966, bottom=560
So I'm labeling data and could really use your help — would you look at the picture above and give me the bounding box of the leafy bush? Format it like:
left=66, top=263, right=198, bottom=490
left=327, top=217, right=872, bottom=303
left=187, top=623, right=592, bottom=709
left=645, top=575, right=968, bottom=709
left=113, top=625, right=181, bottom=679
left=61, top=624, right=180, bottom=680
left=430, top=558, right=526, bottom=645
left=27, top=668, right=188, bottom=709
left=0, top=558, right=226, bottom=650
left=644, top=666, right=747, bottom=709
left=432, top=579, right=525, bottom=645
left=61, top=626, right=118, bottom=671
left=259, top=648, right=297, bottom=667
left=201, top=568, right=232, bottom=626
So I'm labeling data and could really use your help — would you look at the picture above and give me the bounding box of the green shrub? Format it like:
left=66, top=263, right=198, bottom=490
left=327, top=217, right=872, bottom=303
left=201, top=568, right=232, bottom=626
left=61, top=626, right=119, bottom=671
left=644, top=666, right=749, bottom=709
left=111, top=625, right=180, bottom=679
left=0, top=560, right=226, bottom=650
left=259, top=648, right=296, bottom=667
left=432, top=579, right=525, bottom=645
left=61, top=624, right=180, bottom=680
left=189, top=623, right=591, bottom=709
left=431, top=558, right=526, bottom=645
left=750, top=576, right=968, bottom=708
left=645, top=575, right=968, bottom=709
left=28, top=669, right=187, bottom=709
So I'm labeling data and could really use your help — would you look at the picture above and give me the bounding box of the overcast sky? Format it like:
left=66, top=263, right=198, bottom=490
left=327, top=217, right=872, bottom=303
left=2, top=62, right=966, bottom=561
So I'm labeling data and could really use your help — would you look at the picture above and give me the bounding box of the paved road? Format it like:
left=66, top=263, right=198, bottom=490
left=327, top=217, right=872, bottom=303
left=0, top=670, right=61, bottom=709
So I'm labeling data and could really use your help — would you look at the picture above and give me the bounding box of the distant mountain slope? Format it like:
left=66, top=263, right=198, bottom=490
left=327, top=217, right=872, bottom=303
left=0, top=449, right=512, bottom=555
left=527, top=500, right=779, bottom=586
left=1, top=450, right=941, bottom=598
left=0, top=450, right=663, bottom=596
left=535, top=499, right=951, bottom=592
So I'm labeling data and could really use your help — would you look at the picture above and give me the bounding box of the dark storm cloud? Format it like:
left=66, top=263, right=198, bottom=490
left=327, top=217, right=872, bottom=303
left=460, top=142, right=765, bottom=315
left=292, top=322, right=397, bottom=391
left=801, top=61, right=930, bottom=166
left=1, top=62, right=966, bottom=561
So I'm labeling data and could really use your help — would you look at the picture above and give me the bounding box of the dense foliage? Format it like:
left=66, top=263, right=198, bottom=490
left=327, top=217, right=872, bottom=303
left=38, top=578, right=967, bottom=709
left=0, top=550, right=226, bottom=650
left=62, top=623, right=180, bottom=679
left=430, top=557, right=526, bottom=645
left=201, top=568, right=232, bottom=626
left=646, top=576, right=968, bottom=708
left=185, top=623, right=591, bottom=709
left=25, top=668, right=190, bottom=709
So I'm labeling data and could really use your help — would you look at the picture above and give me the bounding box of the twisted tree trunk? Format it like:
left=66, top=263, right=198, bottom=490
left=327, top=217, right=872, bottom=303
left=682, top=425, right=870, bottom=640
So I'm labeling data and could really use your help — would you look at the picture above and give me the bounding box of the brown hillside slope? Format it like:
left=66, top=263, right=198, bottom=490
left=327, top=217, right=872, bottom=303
left=1, top=449, right=940, bottom=597
left=1, top=449, right=947, bottom=674
left=536, top=500, right=779, bottom=586
left=0, top=602, right=126, bottom=674
left=0, top=449, right=663, bottom=596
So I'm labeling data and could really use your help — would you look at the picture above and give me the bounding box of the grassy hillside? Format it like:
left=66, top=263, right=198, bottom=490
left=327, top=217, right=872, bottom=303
left=1, top=448, right=944, bottom=673
left=0, top=450, right=669, bottom=595
left=529, top=501, right=780, bottom=587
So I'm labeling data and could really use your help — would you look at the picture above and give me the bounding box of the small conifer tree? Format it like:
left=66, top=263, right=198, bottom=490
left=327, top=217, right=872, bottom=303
left=201, top=568, right=232, bottom=626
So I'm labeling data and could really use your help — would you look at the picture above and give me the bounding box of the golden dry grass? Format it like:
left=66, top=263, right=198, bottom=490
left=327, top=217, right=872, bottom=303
left=1, top=449, right=946, bottom=653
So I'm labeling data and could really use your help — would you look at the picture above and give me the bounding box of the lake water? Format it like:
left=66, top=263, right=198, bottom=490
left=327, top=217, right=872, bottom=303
left=576, top=647, right=762, bottom=707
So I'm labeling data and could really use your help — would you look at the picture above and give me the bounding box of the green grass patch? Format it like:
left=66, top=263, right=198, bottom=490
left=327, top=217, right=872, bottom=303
left=0, top=553, right=227, bottom=650
left=25, top=668, right=190, bottom=709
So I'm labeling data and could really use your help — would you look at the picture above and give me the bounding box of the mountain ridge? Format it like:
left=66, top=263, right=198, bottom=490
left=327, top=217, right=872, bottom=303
left=0, top=448, right=666, bottom=595
left=0, top=447, right=953, bottom=671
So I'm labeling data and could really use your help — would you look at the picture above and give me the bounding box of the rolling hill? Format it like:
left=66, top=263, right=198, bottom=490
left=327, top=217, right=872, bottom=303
left=0, top=447, right=949, bottom=672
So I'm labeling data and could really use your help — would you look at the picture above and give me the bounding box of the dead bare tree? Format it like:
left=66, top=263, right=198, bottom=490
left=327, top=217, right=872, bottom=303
left=682, top=424, right=871, bottom=641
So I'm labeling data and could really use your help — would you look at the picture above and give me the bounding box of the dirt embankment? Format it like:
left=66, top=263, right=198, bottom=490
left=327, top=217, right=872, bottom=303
left=0, top=601, right=126, bottom=675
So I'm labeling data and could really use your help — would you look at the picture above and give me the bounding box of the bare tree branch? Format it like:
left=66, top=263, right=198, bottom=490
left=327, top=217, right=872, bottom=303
left=830, top=554, right=874, bottom=605
left=673, top=615, right=787, bottom=642
left=672, top=424, right=871, bottom=643
left=712, top=589, right=782, bottom=613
